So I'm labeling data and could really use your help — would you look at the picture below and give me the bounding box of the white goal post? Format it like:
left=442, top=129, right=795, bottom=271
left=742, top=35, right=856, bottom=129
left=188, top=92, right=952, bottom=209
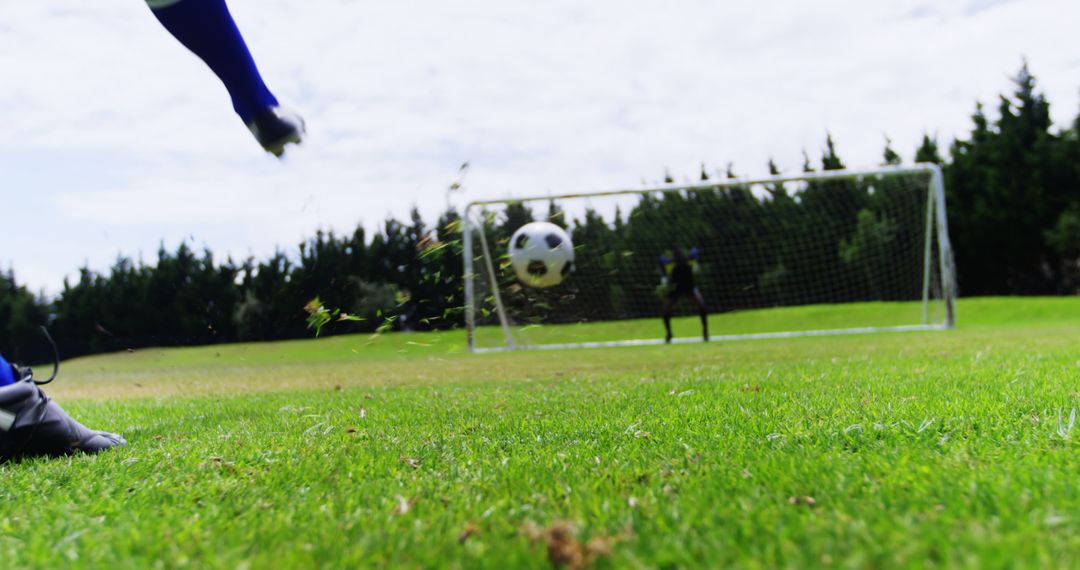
left=462, top=164, right=956, bottom=353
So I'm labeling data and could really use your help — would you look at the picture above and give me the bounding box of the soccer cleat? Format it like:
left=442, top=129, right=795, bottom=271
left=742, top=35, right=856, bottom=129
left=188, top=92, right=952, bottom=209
left=247, top=106, right=306, bottom=157
left=0, top=365, right=126, bottom=461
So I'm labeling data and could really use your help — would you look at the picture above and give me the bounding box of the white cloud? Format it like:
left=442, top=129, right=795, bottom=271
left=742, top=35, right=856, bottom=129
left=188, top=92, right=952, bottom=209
left=1, top=0, right=1078, bottom=293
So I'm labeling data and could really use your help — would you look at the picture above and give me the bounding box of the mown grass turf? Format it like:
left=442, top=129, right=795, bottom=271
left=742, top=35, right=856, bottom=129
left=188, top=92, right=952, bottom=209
left=3, top=297, right=1080, bottom=568
left=472, top=298, right=953, bottom=349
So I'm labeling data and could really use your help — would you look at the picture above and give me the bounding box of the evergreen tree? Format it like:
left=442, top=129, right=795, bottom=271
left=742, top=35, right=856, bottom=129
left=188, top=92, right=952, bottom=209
left=947, top=62, right=1065, bottom=294
left=801, top=134, right=865, bottom=302
left=882, top=136, right=902, bottom=165
left=0, top=269, right=48, bottom=361
left=501, top=202, right=534, bottom=241
left=914, top=134, right=943, bottom=164
left=764, top=158, right=788, bottom=200
left=822, top=133, right=846, bottom=171
left=427, top=207, right=465, bottom=328
left=546, top=201, right=568, bottom=229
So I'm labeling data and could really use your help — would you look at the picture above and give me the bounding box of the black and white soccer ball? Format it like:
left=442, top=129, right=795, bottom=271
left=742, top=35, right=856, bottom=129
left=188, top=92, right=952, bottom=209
left=508, top=222, right=575, bottom=288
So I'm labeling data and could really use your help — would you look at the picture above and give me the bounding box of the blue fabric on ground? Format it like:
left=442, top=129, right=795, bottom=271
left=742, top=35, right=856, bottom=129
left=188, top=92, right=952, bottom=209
left=0, top=354, right=15, bottom=387
left=150, top=0, right=279, bottom=122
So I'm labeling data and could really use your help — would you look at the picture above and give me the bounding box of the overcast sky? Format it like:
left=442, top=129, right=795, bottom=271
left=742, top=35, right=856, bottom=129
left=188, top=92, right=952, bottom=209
left=1, top=0, right=1078, bottom=294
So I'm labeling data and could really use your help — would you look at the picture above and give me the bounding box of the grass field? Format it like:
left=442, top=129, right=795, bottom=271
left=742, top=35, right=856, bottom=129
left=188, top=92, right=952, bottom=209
left=4, top=297, right=1080, bottom=568
left=472, top=298, right=952, bottom=349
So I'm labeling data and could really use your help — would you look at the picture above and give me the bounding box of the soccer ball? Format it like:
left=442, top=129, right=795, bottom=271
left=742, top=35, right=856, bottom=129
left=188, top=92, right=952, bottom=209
left=508, top=222, right=575, bottom=288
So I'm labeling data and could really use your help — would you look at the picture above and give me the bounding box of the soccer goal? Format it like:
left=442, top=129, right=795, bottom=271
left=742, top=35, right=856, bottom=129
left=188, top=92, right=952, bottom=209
left=462, top=164, right=956, bottom=353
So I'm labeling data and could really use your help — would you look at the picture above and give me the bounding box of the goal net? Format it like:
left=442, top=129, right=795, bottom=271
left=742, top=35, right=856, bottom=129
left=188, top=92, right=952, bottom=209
left=462, top=165, right=956, bottom=353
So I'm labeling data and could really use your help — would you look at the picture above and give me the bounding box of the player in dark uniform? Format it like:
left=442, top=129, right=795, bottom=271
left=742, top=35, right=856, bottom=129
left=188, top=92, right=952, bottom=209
left=1, top=335, right=125, bottom=460
left=0, top=0, right=306, bottom=460
left=659, top=247, right=709, bottom=343
left=146, top=0, right=305, bottom=156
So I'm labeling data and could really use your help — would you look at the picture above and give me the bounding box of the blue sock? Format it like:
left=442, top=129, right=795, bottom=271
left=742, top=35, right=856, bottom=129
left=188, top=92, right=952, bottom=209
left=0, top=354, right=15, bottom=387
left=149, top=0, right=279, bottom=123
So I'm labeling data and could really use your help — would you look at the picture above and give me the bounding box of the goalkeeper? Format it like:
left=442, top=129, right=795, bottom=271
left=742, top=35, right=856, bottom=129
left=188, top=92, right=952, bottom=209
left=659, top=247, right=709, bottom=343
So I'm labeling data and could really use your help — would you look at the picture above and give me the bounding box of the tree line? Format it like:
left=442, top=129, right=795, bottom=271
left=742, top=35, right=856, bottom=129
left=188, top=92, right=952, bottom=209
left=1, top=62, right=1078, bottom=361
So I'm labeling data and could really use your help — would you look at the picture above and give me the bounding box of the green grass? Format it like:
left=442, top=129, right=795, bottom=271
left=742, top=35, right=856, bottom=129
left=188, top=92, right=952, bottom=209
left=473, top=298, right=954, bottom=349
left=4, top=297, right=1080, bottom=568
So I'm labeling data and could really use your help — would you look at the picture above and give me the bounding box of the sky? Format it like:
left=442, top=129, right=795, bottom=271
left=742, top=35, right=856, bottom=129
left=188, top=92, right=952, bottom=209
left=1, top=0, right=1078, bottom=294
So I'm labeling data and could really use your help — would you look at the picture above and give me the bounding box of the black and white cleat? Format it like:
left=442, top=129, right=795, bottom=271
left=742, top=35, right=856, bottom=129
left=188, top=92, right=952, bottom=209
left=247, top=106, right=306, bottom=158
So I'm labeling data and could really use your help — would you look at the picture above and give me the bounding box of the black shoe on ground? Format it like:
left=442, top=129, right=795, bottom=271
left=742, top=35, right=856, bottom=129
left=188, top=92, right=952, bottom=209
left=0, top=365, right=126, bottom=461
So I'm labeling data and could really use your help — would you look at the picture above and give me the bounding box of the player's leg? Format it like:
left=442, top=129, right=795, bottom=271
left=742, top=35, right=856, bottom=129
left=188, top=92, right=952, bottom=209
left=0, top=354, right=15, bottom=387
left=692, top=289, right=709, bottom=341
left=0, top=353, right=125, bottom=460
left=661, top=296, right=675, bottom=343
left=146, top=0, right=304, bottom=156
